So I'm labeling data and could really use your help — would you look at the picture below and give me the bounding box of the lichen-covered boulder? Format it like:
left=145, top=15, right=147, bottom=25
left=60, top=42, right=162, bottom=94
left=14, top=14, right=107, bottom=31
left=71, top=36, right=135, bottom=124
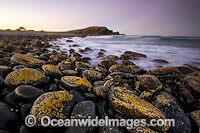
left=107, top=55, right=118, bottom=61
left=184, top=72, right=200, bottom=94
left=60, top=76, right=92, bottom=92
left=42, top=64, right=63, bottom=78
left=149, top=66, right=180, bottom=79
left=5, top=68, right=48, bottom=87
left=189, top=110, right=200, bottom=129
left=109, top=64, right=146, bottom=74
left=82, top=70, right=103, bottom=81
left=152, top=91, right=191, bottom=133
left=30, top=91, right=76, bottom=126
left=109, top=86, right=168, bottom=131
left=98, top=60, right=116, bottom=68
left=10, top=53, right=45, bottom=68
left=136, top=74, right=162, bottom=100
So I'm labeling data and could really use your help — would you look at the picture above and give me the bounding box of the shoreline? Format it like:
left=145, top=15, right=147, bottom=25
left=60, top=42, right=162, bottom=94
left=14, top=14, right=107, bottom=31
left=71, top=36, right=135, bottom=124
left=0, top=30, right=199, bottom=132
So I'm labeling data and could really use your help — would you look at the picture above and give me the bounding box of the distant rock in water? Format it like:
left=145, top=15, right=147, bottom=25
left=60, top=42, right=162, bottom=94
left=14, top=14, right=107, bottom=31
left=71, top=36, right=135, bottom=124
left=66, top=26, right=120, bottom=36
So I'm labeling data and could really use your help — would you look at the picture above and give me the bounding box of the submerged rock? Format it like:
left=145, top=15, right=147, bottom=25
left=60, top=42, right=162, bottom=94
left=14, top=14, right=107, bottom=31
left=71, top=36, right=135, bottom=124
left=0, top=65, right=11, bottom=77
left=109, top=86, right=168, bottom=131
left=60, top=76, right=92, bottom=92
left=30, top=91, right=76, bottom=127
left=152, top=59, right=169, bottom=64
left=10, top=53, right=45, bottom=68
left=4, top=68, right=48, bottom=87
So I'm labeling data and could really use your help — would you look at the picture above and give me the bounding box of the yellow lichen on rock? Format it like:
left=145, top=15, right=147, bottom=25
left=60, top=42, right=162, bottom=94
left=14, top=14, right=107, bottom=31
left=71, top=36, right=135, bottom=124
left=109, top=64, right=144, bottom=74
left=61, top=76, right=92, bottom=92
left=10, top=53, right=45, bottom=67
left=30, top=91, right=75, bottom=126
left=42, top=64, right=63, bottom=77
left=4, top=68, right=47, bottom=87
left=109, top=86, right=169, bottom=131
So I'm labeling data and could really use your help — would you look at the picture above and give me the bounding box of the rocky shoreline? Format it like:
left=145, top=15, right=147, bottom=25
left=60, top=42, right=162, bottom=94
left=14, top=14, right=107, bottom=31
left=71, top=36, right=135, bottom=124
left=0, top=34, right=200, bottom=133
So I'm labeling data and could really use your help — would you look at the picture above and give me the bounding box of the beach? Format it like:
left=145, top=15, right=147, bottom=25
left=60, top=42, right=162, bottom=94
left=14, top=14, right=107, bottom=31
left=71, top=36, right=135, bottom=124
left=0, top=28, right=199, bottom=133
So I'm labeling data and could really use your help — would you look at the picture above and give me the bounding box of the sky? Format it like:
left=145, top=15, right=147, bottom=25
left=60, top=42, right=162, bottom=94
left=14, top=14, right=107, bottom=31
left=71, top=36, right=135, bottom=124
left=0, top=0, right=200, bottom=36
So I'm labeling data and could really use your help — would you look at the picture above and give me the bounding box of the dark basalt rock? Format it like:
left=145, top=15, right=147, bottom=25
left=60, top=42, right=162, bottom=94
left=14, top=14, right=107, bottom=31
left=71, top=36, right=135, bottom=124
left=15, top=85, right=44, bottom=102
left=0, top=101, right=18, bottom=130
left=66, top=100, right=96, bottom=133
left=152, top=91, right=191, bottom=133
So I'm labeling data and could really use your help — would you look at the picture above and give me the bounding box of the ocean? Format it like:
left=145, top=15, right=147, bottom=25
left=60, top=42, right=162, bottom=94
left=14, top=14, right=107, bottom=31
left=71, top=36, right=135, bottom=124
left=49, top=35, right=200, bottom=70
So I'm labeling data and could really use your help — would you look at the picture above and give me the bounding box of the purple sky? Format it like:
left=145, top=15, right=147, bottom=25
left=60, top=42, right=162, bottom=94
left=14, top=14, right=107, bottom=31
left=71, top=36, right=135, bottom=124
left=0, top=0, right=200, bottom=35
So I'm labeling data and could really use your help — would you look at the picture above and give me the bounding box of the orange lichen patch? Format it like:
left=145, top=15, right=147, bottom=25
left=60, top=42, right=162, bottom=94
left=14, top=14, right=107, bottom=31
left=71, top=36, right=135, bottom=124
left=61, top=76, right=92, bottom=92
left=109, top=64, right=143, bottom=74
left=10, top=53, right=45, bottom=67
left=30, top=91, right=73, bottom=121
left=4, top=68, right=47, bottom=87
left=109, top=86, right=168, bottom=131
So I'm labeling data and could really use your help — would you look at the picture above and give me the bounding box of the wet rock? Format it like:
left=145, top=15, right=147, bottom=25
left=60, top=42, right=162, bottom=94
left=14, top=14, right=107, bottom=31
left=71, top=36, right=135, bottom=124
left=42, top=64, right=63, bottom=78
left=49, top=54, right=67, bottom=63
left=189, top=110, right=200, bottom=129
left=75, top=61, right=94, bottom=69
left=93, top=86, right=108, bottom=98
left=66, top=39, right=73, bottom=42
left=93, top=81, right=105, bottom=88
left=82, top=70, right=103, bottom=81
left=149, top=66, right=180, bottom=79
left=0, top=65, right=11, bottom=77
left=5, top=68, right=48, bottom=87
left=30, top=91, right=77, bottom=127
left=83, top=92, right=97, bottom=99
left=49, top=84, right=58, bottom=91
left=12, top=65, right=26, bottom=71
left=128, top=126, right=156, bottom=133
left=136, top=74, right=162, bottom=91
left=122, top=51, right=147, bottom=59
left=10, top=53, right=45, bottom=68
left=175, top=66, right=196, bottom=75
left=109, top=64, right=146, bottom=74
left=62, top=70, right=78, bottom=76
left=108, top=72, right=135, bottom=79
left=4, top=91, right=19, bottom=107
left=21, top=103, right=33, bottom=119
left=60, top=76, right=92, bottom=92
left=69, top=90, right=85, bottom=103
left=0, top=58, right=12, bottom=66
left=66, top=100, right=96, bottom=133
left=97, top=51, right=105, bottom=58
left=107, top=55, right=118, bottom=61
left=15, top=85, right=44, bottom=101
left=98, top=60, right=117, bottom=69
left=0, top=101, right=18, bottom=129
left=58, top=60, right=74, bottom=71
left=98, top=126, right=125, bottom=133
left=0, top=76, right=4, bottom=86
left=152, top=59, right=169, bottom=64
left=0, top=87, right=10, bottom=98
left=178, top=88, right=196, bottom=107
left=152, top=91, right=191, bottom=133
left=70, top=52, right=81, bottom=62
left=184, top=72, right=200, bottom=94
left=109, top=86, right=168, bottom=131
